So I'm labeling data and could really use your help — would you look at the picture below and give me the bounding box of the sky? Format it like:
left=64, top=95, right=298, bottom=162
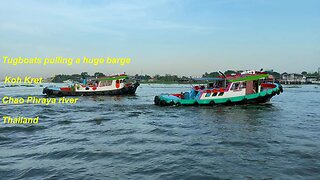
left=0, top=0, right=319, bottom=78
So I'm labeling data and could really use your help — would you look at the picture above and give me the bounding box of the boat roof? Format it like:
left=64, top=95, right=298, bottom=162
left=227, top=74, right=269, bottom=82
left=193, top=73, right=269, bottom=83
left=193, top=77, right=225, bottom=81
left=98, top=74, right=127, bottom=81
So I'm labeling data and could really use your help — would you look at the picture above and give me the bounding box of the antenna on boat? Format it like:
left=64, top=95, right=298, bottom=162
left=189, top=76, right=194, bottom=88
left=219, top=71, right=227, bottom=88
left=218, top=71, right=226, bottom=78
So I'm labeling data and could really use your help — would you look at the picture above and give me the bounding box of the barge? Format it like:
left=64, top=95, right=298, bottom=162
left=43, top=74, right=139, bottom=96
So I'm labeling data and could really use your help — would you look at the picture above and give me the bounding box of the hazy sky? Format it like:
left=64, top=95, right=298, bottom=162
left=0, top=0, right=319, bottom=78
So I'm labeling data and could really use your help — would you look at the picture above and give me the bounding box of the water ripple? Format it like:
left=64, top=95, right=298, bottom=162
left=0, top=84, right=319, bottom=179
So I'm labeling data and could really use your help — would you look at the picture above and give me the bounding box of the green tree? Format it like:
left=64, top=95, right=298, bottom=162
left=94, top=72, right=105, bottom=78
left=301, top=71, right=308, bottom=76
left=224, top=70, right=238, bottom=75
left=202, top=71, right=220, bottom=77
left=81, top=72, right=89, bottom=78
left=269, top=71, right=281, bottom=79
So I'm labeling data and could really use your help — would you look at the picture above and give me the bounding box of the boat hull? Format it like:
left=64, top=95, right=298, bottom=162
left=154, top=84, right=283, bottom=106
left=43, top=82, right=139, bottom=97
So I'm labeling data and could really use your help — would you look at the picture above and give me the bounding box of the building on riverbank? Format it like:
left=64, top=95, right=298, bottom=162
left=280, top=69, right=320, bottom=84
left=280, top=73, right=306, bottom=84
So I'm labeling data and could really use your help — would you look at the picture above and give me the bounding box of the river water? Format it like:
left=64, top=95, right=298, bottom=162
left=0, top=84, right=319, bottom=179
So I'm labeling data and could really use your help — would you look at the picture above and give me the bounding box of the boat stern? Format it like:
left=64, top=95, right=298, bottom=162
left=154, top=94, right=182, bottom=106
left=43, top=86, right=73, bottom=96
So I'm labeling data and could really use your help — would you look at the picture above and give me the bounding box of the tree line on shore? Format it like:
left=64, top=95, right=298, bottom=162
left=51, top=70, right=319, bottom=83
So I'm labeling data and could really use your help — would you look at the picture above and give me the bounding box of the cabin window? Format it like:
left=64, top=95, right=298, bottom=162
left=218, top=92, right=224, bottom=96
left=240, top=82, right=246, bottom=89
left=99, top=82, right=105, bottom=87
left=231, top=83, right=240, bottom=90
left=100, top=80, right=112, bottom=87
left=212, top=92, right=218, bottom=96
left=217, top=81, right=223, bottom=88
left=94, top=81, right=99, bottom=87
left=106, top=81, right=112, bottom=86
left=205, top=93, right=211, bottom=97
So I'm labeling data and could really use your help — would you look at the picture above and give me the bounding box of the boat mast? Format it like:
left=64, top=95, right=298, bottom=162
left=219, top=71, right=227, bottom=88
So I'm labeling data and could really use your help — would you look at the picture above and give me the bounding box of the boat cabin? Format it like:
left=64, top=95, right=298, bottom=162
left=76, top=74, right=128, bottom=92
left=184, top=73, right=270, bottom=99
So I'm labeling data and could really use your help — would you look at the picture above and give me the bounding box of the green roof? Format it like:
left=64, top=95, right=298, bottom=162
left=228, top=74, right=268, bottom=82
left=98, top=75, right=127, bottom=81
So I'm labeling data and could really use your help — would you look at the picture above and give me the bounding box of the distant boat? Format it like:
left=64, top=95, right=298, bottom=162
left=284, top=85, right=302, bottom=88
left=63, top=79, right=74, bottom=83
left=154, top=70, right=283, bottom=106
left=43, top=73, right=139, bottom=96
left=5, top=84, right=19, bottom=87
left=20, top=84, right=36, bottom=87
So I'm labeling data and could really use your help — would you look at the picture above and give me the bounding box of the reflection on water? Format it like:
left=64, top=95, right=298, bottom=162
left=0, top=84, right=320, bottom=179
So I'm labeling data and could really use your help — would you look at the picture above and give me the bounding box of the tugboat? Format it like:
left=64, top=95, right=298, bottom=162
left=43, top=73, right=139, bottom=96
left=154, top=70, right=283, bottom=106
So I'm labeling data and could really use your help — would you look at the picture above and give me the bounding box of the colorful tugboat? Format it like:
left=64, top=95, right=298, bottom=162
left=43, top=73, right=139, bottom=96
left=154, top=70, right=283, bottom=106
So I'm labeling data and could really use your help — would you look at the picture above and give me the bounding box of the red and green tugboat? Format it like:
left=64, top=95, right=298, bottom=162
left=154, top=70, right=283, bottom=106
left=43, top=73, right=139, bottom=96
